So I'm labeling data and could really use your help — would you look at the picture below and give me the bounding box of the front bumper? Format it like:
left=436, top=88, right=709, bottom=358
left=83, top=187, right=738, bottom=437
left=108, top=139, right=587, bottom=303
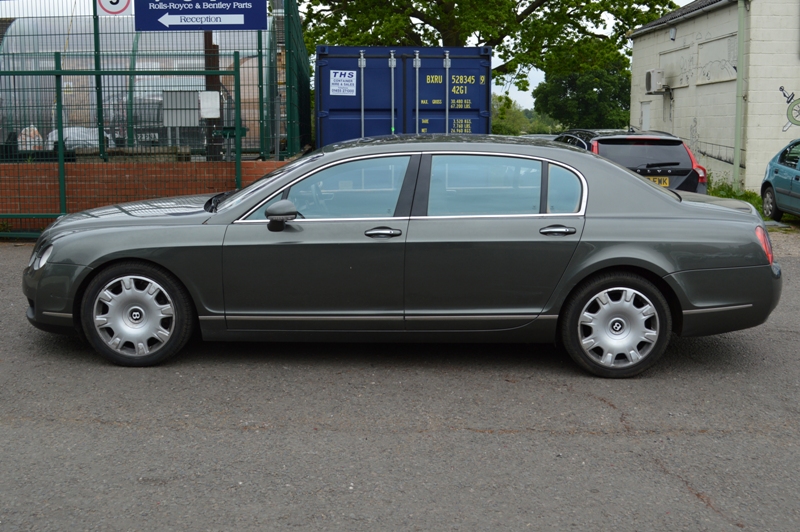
left=23, top=262, right=92, bottom=336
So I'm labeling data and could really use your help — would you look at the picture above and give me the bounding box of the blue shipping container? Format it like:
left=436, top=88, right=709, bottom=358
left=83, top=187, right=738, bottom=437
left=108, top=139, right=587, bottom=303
left=315, top=46, right=492, bottom=148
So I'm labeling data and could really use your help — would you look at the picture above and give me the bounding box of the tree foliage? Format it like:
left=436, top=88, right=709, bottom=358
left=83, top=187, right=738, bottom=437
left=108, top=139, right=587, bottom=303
left=532, top=49, right=631, bottom=129
left=491, top=94, right=561, bottom=135
left=301, top=0, right=676, bottom=90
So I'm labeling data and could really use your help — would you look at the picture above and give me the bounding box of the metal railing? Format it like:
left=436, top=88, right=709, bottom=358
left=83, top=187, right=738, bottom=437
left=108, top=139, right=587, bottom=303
left=0, top=0, right=310, bottom=237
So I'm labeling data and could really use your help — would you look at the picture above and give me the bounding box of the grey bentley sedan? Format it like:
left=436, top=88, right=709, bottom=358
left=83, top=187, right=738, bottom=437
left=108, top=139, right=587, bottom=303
left=23, top=135, right=782, bottom=377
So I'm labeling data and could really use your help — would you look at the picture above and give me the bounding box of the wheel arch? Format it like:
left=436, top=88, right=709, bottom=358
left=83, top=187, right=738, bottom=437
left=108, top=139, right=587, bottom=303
left=553, top=264, right=683, bottom=344
left=71, top=257, right=200, bottom=333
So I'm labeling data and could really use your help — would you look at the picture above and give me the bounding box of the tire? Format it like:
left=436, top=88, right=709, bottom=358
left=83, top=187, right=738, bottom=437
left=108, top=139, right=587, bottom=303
left=560, top=272, right=672, bottom=378
left=762, top=187, right=783, bottom=222
left=80, top=261, right=194, bottom=367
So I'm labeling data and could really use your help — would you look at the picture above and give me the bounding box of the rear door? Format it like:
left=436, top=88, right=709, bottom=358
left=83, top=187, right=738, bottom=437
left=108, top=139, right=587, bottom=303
left=403, top=153, right=585, bottom=331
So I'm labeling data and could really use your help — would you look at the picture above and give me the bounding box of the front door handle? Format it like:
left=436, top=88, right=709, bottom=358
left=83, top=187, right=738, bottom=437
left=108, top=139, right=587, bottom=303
left=365, top=227, right=403, bottom=238
left=540, top=225, right=577, bottom=236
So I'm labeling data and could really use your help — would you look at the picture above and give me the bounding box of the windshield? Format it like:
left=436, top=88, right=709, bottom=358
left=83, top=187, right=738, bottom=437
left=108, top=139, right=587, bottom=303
left=597, top=139, right=691, bottom=168
left=216, top=153, right=324, bottom=212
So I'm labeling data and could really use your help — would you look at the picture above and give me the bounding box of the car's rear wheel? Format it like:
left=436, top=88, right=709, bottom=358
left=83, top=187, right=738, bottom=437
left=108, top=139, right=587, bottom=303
left=81, top=262, right=194, bottom=366
left=762, top=187, right=783, bottom=222
left=560, top=272, right=672, bottom=378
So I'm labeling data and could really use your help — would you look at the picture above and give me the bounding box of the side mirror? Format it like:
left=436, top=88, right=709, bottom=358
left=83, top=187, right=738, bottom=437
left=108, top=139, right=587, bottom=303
left=265, top=199, right=298, bottom=232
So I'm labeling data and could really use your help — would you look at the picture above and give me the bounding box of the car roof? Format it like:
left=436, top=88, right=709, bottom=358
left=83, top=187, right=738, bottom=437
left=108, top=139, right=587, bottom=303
left=560, top=129, right=679, bottom=142
left=319, top=133, right=570, bottom=154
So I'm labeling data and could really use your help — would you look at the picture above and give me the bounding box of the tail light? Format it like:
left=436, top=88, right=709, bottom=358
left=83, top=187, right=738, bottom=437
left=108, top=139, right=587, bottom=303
left=756, top=226, right=773, bottom=265
left=590, top=141, right=599, bottom=154
left=684, top=145, right=707, bottom=184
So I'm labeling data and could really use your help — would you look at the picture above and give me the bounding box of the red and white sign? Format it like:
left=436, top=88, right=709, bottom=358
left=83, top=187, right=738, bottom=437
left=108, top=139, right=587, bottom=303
left=97, top=0, right=132, bottom=16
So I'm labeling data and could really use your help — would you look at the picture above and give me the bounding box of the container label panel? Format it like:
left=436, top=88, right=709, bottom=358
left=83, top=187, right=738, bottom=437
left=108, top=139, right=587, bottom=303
left=330, top=71, right=357, bottom=96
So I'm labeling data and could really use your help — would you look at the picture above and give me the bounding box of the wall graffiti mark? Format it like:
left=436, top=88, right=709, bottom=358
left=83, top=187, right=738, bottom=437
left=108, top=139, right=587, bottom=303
left=780, top=86, right=800, bottom=132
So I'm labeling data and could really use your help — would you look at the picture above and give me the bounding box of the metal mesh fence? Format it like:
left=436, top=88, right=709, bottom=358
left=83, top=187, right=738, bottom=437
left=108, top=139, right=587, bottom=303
left=0, top=0, right=310, bottom=237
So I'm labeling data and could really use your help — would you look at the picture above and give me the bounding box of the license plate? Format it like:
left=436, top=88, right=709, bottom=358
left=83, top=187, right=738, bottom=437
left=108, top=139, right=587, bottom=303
left=647, top=176, right=669, bottom=187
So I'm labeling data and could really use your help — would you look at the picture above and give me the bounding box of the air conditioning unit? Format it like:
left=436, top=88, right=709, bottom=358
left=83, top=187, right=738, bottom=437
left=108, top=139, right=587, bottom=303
left=645, top=69, right=666, bottom=94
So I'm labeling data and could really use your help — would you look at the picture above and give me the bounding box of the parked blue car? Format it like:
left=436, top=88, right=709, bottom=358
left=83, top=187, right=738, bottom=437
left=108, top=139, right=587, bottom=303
left=762, top=139, right=800, bottom=221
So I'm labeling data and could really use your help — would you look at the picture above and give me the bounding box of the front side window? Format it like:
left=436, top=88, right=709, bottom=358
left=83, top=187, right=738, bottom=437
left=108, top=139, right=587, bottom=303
left=247, top=156, right=410, bottom=220
left=778, top=142, right=800, bottom=169
left=427, top=155, right=542, bottom=216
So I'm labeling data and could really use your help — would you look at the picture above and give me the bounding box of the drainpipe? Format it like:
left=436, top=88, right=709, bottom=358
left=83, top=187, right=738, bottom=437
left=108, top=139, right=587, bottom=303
left=731, top=0, right=746, bottom=191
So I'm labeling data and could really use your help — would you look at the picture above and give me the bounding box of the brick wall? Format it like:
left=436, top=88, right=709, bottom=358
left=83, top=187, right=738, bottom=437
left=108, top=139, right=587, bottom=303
left=0, top=160, right=287, bottom=233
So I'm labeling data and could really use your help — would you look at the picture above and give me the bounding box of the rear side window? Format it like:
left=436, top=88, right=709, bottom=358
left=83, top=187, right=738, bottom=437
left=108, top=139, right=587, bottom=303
left=597, top=139, right=691, bottom=168
left=778, top=142, right=800, bottom=168
left=548, top=165, right=582, bottom=213
left=428, top=155, right=542, bottom=216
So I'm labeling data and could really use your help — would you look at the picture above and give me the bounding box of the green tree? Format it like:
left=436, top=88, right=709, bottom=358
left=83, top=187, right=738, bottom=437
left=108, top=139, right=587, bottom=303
left=491, top=94, right=530, bottom=135
left=302, top=0, right=675, bottom=89
left=524, top=108, right=562, bottom=134
left=532, top=48, right=631, bottom=129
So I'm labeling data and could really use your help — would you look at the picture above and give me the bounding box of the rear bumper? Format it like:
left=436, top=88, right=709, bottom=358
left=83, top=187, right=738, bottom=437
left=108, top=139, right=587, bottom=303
left=665, top=263, right=782, bottom=337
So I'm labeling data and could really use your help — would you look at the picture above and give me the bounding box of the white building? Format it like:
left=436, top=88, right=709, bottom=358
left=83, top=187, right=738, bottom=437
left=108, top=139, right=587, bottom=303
left=629, top=0, right=800, bottom=191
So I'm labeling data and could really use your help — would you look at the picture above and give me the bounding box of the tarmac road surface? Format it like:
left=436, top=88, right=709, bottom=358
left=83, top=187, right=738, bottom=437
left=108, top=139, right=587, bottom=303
left=1, top=233, right=798, bottom=531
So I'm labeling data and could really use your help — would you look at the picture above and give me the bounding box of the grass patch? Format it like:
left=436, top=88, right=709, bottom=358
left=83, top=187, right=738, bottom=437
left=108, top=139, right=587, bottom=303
left=707, top=177, right=764, bottom=215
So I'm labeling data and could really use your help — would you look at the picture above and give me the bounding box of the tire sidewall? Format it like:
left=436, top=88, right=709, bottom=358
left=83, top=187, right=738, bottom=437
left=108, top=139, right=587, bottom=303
left=561, top=273, right=672, bottom=378
left=81, top=262, right=193, bottom=367
left=763, top=187, right=782, bottom=222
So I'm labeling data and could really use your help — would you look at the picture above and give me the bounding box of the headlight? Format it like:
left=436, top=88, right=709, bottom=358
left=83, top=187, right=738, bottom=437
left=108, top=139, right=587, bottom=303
left=35, top=245, right=54, bottom=270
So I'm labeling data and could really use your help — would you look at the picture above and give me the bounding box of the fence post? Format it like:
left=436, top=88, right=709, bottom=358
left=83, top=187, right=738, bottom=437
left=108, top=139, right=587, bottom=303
left=127, top=32, right=141, bottom=148
left=91, top=1, right=106, bottom=160
left=54, top=52, right=66, bottom=214
left=234, top=51, right=242, bottom=190
left=257, top=30, right=266, bottom=160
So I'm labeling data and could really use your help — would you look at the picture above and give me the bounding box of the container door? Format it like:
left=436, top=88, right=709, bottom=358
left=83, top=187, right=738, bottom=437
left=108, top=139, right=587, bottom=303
left=316, top=50, right=403, bottom=147
left=403, top=51, right=491, bottom=136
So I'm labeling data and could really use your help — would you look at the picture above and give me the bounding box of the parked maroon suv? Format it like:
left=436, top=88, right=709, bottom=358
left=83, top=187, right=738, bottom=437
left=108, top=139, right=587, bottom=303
left=554, top=129, right=707, bottom=194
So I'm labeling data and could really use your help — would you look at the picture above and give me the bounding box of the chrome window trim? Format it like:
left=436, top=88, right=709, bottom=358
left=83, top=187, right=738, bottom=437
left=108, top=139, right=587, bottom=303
left=236, top=150, right=588, bottom=223
left=236, top=152, right=421, bottom=223
left=236, top=216, right=407, bottom=224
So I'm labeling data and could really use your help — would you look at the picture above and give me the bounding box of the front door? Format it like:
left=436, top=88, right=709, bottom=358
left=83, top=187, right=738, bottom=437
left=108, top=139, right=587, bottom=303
left=222, top=154, right=418, bottom=331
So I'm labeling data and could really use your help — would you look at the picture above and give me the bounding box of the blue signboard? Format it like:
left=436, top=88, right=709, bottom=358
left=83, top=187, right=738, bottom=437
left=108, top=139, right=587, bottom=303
left=134, top=0, right=268, bottom=31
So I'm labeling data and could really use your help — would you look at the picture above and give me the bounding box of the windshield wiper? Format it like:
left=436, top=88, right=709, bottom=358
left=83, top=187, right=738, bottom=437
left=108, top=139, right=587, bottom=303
left=208, top=191, right=235, bottom=212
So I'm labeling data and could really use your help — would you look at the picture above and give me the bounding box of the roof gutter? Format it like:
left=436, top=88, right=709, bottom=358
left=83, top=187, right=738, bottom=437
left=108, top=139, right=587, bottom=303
left=629, top=0, right=737, bottom=39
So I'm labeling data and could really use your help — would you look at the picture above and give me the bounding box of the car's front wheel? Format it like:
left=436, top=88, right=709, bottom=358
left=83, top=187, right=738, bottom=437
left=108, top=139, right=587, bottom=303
left=81, top=262, right=194, bottom=366
left=560, top=273, right=672, bottom=378
left=762, top=187, right=783, bottom=222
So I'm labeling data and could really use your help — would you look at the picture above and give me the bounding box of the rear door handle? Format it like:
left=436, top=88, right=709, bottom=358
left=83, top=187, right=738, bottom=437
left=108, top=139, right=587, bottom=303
left=540, top=225, right=577, bottom=236
left=365, top=227, right=403, bottom=238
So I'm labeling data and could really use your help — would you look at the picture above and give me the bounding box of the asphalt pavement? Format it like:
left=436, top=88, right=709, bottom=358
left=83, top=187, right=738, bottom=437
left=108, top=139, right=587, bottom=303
left=1, top=234, right=798, bottom=531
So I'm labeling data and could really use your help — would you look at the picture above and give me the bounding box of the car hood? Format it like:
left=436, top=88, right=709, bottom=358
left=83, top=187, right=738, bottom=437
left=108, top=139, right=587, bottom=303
left=45, top=194, right=216, bottom=234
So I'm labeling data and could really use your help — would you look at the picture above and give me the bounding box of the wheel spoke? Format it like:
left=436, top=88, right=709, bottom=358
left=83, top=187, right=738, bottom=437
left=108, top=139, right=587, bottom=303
left=91, top=274, right=176, bottom=358
left=577, top=286, right=660, bottom=369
